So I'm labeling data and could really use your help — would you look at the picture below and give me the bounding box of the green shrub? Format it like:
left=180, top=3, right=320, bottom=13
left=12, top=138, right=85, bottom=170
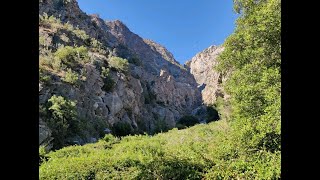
left=177, top=115, right=199, bottom=127
left=39, top=13, right=61, bottom=26
left=39, top=145, right=49, bottom=166
left=39, top=70, right=52, bottom=85
left=108, top=56, right=129, bottom=73
left=39, top=53, right=61, bottom=70
left=112, top=121, right=133, bottom=137
left=100, top=67, right=110, bottom=78
left=62, top=68, right=79, bottom=85
left=102, top=134, right=120, bottom=146
left=90, top=38, right=107, bottom=54
left=39, top=34, right=50, bottom=48
left=47, top=95, right=77, bottom=149
left=206, top=105, right=220, bottom=123
left=72, top=28, right=89, bottom=41
left=100, top=67, right=115, bottom=92
left=54, top=46, right=89, bottom=68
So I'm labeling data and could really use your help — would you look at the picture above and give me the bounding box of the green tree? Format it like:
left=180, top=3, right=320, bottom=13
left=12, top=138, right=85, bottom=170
left=112, top=121, right=133, bottom=137
left=213, top=0, right=281, bottom=178
left=47, top=95, right=77, bottom=149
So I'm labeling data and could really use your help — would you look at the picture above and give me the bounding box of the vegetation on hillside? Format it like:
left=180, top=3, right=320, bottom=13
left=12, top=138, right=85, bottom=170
left=39, top=14, right=124, bottom=149
left=40, top=120, right=232, bottom=179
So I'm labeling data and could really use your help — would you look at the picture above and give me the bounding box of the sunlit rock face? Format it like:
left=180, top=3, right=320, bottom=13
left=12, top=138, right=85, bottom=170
left=186, top=45, right=229, bottom=105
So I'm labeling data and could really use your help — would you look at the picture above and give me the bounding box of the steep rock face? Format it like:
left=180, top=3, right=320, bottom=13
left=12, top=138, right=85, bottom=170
left=105, top=20, right=201, bottom=111
left=186, top=45, right=228, bottom=105
left=39, top=0, right=118, bottom=47
left=39, top=118, right=53, bottom=149
left=39, top=0, right=202, bottom=148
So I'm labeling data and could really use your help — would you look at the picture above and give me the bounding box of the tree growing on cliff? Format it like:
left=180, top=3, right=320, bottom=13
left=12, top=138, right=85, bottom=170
left=47, top=95, right=77, bottom=148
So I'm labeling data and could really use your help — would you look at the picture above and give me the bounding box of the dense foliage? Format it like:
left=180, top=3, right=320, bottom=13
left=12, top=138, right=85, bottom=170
left=206, top=106, right=220, bottom=123
left=54, top=46, right=89, bottom=68
left=62, top=68, right=79, bottom=85
left=108, top=56, right=129, bottom=73
left=112, top=121, right=133, bottom=137
left=213, top=0, right=281, bottom=178
left=40, top=120, right=231, bottom=179
left=46, top=95, right=77, bottom=149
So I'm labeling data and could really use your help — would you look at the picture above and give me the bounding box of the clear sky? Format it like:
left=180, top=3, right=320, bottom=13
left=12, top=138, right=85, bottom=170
left=77, top=0, right=238, bottom=64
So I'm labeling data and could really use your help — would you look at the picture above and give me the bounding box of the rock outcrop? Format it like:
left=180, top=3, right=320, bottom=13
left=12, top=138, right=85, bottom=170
left=185, top=45, right=228, bottom=105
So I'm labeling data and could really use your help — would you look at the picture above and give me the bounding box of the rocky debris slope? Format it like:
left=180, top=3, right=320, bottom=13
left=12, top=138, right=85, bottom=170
left=185, top=45, right=229, bottom=105
left=39, top=0, right=202, bottom=148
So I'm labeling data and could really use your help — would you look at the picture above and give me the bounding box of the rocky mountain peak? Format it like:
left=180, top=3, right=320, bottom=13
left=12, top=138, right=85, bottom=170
left=143, top=39, right=179, bottom=65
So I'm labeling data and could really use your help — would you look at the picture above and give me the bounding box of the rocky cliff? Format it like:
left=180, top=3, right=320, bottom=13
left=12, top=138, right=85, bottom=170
left=185, top=45, right=229, bottom=105
left=39, top=0, right=202, bottom=149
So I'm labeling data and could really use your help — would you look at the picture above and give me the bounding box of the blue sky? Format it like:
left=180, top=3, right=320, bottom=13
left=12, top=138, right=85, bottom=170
left=78, top=0, right=238, bottom=64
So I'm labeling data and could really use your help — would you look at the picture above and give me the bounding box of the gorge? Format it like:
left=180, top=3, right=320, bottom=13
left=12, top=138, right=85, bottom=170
left=39, top=0, right=225, bottom=150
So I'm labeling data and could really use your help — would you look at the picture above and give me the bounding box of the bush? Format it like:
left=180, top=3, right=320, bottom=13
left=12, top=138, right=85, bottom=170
left=39, top=14, right=61, bottom=27
left=112, top=121, right=133, bottom=137
left=177, top=115, right=199, bottom=128
left=206, top=105, right=220, bottom=123
left=90, top=38, right=107, bottom=54
left=39, top=145, right=49, bottom=166
left=62, top=68, right=79, bottom=85
left=72, top=28, right=89, bottom=41
left=39, top=52, right=62, bottom=71
left=100, top=67, right=115, bottom=92
left=47, top=95, right=77, bottom=149
left=102, top=75, right=115, bottom=92
left=39, top=70, right=52, bottom=85
left=54, top=46, right=89, bottom=68
left=108, top=56, right=129, bottom=73
left=102, top=134, right=120, bottom=145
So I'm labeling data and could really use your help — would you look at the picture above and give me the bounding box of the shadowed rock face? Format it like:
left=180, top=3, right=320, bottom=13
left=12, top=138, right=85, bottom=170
left=185, top=45, right=229, bottom=105
left=39, top=0, right=203, bottom=147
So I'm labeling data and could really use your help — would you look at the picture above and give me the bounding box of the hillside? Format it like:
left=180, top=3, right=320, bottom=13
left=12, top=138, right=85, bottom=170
left=39, top=0, right=209, bottom=150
